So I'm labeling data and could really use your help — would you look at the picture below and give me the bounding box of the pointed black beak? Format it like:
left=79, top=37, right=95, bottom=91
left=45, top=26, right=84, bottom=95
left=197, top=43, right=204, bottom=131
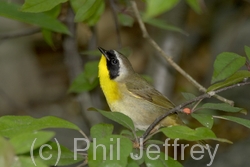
left=98, top=47, right=110, bottom=61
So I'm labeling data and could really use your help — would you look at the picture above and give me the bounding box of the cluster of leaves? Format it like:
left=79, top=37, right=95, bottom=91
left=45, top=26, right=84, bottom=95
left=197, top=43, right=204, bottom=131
left=187, top=46, right=250, bottom=131
left=0, top=0, right=201, bottom=47
left=0, top=0, right=105, bottom=47
left=208, top=48, right=250, bottom=90
left=1, top=103, right=249, bottom=167
left=0, top=116, right=84, bottom=167
left=0, top=112, right=181, bottom=167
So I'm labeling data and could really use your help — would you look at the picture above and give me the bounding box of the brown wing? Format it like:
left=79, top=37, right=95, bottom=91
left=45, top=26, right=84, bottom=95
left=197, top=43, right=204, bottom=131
left=125, top=75, right=175, bottom=110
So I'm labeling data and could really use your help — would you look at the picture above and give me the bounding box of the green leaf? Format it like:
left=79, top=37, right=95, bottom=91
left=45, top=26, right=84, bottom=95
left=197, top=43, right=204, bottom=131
left=127, top=160, right=140, bottom=167
left=118, top=13, right=134, bottom=27
left=163, top=125, right=232, bottom=143
left=88, top=135, right=133, bottom=167
left=161, top=126, right=216, bottom=141
left=44, top=4, right=61, bottom=17
left=42, top=29, right=54, bottom=47
left=201, top=103, right=242, bottom=112
left=70, top=0, right=86, bottom=12
left=12, top=156, right=48, bottom=167
left=68, top=61, right=99, bottom=93
left=144, top=151, right=182, bottom=167
left=195, top=109, right=218, bottom=115
left=244, top=45, right=250, bottom=60
left=0, top=136, right=16, bottom=167
left=214, top=115, right=250, bottom=129
left=145, top=0, right=180, bottom=18
left=41, top=5, right=62, bottom=47
left=185, top=0, right=202, bottom=14
left=135, top=130, right=145, bottom=137
left=128, top=149, right=145, bottom=166
left=191, top=113, right=214, bottom=129
left=34, top=141, right=84, bottom=166
left=90, top=123, right=114, bottom=139
left=80, top=61, right=98, bottom=81
left=0, top=1, right=70, bottom=34
left=143, top=17, right=187, bottom=35
left=207, top=70, right=250, bottom=91
left=145, top=140, right=165, bottom=145
left=10, top=131, right=54, bottom=154
left=89, top=108, right=135, bottom=131
left=21, top=0, right=66, bottom=13
left=164, top=155, right=183, bottom=167
left=120, top=129, right=133, bottom=139
left=181, top=92, right=196, bottom=100
left=0, top=116, right=80, bottom=138
left=211, top=52, right=246, bottom=83
left=74, top=0, right=104, bottom=23
left=85, top=1, right=105, bottom=26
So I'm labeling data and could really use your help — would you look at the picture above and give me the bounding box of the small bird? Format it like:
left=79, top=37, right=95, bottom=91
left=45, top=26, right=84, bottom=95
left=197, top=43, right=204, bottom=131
left=98, top=47, right=183, bottom=131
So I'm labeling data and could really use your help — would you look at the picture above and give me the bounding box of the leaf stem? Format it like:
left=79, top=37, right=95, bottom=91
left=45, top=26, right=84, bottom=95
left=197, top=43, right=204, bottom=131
left=191, top=99, right=203, bottom=112
left=79, top=129, right=90, bottom=141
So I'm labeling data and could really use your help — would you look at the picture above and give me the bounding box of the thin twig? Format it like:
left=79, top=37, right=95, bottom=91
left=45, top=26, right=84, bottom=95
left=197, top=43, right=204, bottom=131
left=79, top=130, right=90, bottom=141
left=132, top=129, right=139, bottom=144
left=0, top=27, right=41, bottom=40
left=191, top=99, right=203, bottom=112
left=142, top=81, right=250, bottom=139
left=130, top=1, right=234, bottom=105
left=76, top=157, right=88, bottom=167
left=109, top=0, right=122, bottom=49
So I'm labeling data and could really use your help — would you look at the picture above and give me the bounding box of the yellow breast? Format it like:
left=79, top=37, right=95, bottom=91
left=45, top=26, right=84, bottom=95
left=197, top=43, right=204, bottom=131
left=98, top=55, right=121, bottom=104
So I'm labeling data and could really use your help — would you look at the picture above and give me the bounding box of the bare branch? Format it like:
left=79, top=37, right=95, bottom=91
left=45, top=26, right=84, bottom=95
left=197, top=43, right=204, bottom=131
left=142, top=81, right=250, bottom=139
left=63, top=6, right=83, bottom=80
left=130, top=1, right=234, bottom=105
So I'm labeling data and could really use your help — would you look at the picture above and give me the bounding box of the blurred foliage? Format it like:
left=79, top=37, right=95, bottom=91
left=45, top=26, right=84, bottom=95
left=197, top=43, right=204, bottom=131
left=68, top=61, right=99, bottom=93
left=0, top=1, right=69, bottom=34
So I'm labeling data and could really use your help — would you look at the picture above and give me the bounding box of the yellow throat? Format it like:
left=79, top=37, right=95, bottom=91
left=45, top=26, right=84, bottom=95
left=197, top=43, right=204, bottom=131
left=98, top=55, right=121, bottom=104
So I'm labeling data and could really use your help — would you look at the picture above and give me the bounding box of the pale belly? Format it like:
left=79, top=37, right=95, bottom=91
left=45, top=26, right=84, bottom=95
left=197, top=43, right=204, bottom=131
left=108, top=95, right=177, bottom=130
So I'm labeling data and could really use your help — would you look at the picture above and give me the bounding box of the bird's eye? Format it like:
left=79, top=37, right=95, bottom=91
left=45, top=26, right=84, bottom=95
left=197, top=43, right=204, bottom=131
left=111, top=58, right=118, bottom=65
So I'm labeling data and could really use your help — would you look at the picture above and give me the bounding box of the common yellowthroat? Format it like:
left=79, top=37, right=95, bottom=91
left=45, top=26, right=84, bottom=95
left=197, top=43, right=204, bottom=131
left=98, top=47, right=183, bottom=131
